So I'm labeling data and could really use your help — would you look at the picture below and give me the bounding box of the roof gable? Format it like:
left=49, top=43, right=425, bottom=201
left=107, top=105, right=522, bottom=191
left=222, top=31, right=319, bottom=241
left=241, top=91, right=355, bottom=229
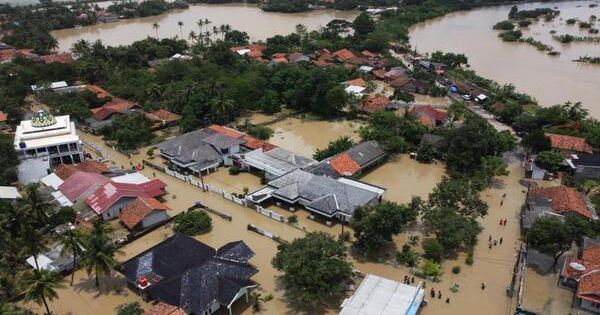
left=119, top=197, right=170, bottom=229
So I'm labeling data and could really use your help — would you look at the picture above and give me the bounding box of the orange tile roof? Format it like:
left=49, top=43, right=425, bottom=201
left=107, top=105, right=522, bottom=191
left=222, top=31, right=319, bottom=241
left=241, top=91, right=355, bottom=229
left=146, top=109, right=181, bottom=123
left=333, top=48, right=356, bottom=61
left=243, top=135, right=277, bottom=151
left=272, top=53, right=287, bottom=58
left=578, top=269, right=600, bottom=304
left=345, top=78, right=367, bottom=87
left=330, top=153, right=361, bottom=176
left=529, top=186, right=594, bottom=219
left=314, top=59, right=332, bottom=67
left=144, top=302, right=188, bottom=315
left=0, top=111, right=7, bottom=122
left=418, top=115, right=435, bottom=129
left=545, top=133, right=593, bottom=154
left=119, top=197, right=170, bottom=230
left=92, top=99, right=137, bottom=121
left=208, top=124, right=244, bottom=139
left=272, top=57, right=288, bottom=64
left=40, top=52, right=73, bottom=64
left=84, top=85, right=109, bottom=95
left=361, top=50, right=378, bottom=58
left=359, top=96, right=390, bottom=113
left=372, top=68, right=386, bottom=79
left=53, top=160, right=110, bottom=181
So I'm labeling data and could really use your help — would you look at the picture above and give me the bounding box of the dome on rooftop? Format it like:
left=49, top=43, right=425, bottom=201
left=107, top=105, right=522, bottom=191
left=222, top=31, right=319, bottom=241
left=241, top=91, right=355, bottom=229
left=31, top=110, right=57, bottom=128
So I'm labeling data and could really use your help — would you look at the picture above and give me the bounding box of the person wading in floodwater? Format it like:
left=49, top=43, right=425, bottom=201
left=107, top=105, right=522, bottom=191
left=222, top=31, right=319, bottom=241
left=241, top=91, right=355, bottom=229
left=481, top=282, right=486, bottom=290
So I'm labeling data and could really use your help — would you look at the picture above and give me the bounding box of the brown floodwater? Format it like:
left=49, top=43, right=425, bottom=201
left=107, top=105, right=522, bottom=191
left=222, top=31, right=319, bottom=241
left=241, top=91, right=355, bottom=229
left=51, top=3, right=358, bottom=51
left=410, top=1, right=600, bottom=117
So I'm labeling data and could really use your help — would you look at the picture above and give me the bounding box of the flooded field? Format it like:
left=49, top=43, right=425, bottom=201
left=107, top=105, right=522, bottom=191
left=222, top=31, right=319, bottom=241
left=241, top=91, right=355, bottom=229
left=410, top=0, right=600, bottom=117
left=266, top=117, right=365, bottom=157
left=521, top=268, right=574, bottom=314
left=51, top=3, right=358, bottom=51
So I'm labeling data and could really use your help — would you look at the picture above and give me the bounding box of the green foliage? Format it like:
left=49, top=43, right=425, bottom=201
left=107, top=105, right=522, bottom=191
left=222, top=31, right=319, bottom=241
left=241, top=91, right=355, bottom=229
left=396, top=244, right=420, bottom=267
left=422, top=238, right=444, bottom=262
left=535, top=150, right=563, bottom=173
left=416, top=143, right=435, bottom=163
left=48, top=206, right=76, bottom=227
left=80, top=221, right=122, bottom=288
left=527, top=216, right=574, bottom=269
left=263, top=0, right=308, bottom=13
left=493, top=20, right=515, bottom=31
left=313, top=136, right=356, bottom=161
left=108, top=0, right=170, bottom=18
left=393, top=89, right=415, bottom=102
left=228, top=166, right=241, bottom=175
left=115, top=302, right=144, bottom=315
left=101, top=113, right=153, bottom=150
left=522, top=129, right=551, bottom=153
left=38, top=91, right=92, bottom=120
left=173, top=211, right=212, bottom=235
left=22, top=269, right=64, bottom=315
left=498, top=30, right=523, bottom=42
left=566, top=18, right=577, bottom=25
left=360, top=111, right=426, bottom=154
left=428, top=85, right=448, bottom=97
left=518, top=20, right=532, bottom=27
left=243, top=124, right=274, bottom=140
left=287, top=215, right=298, bottom=224
left=272, top=232, right=352, bottom=309
left=430, top=51, right=468, bottom=69
left=465, top=250, right=474, bottom=265
left=351, top=201, right=417, bottom=256
left=473, top=155, right=509, bottom=188
left=0, top=134, right=18, bottom=185
left=420, top=259, right=442, bottom=280
left=353, top=12, right=376, bottom=36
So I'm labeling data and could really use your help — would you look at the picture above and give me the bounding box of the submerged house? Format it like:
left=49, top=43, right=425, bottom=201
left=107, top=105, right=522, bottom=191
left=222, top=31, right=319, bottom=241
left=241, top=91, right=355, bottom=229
left=522, top=186, right=597, bottom=231
left=545, top=133, right=593, bottom=155
left=236, top=147, right=316, bottom=180
left=308, top=140, right=386, bottom=179
left=119, top=197, right=171, bottom=231
left=560, top=239, right=600, bottom=314
left=119, top=233, right=257, bottom=315
left=247, top=169, right=384, bottom=222
left=565, top=154, right=600, bottom=180
left=85, top=99, right=140, bottom=131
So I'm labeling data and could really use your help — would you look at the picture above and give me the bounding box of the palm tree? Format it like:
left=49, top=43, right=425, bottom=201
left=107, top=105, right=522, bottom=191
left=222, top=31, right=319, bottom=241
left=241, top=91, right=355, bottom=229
left=80, top=221, right=121, bottom=288
left=20, top=183, right=50, bottom=228
left=23, top=269, right=64, bottom=315
left=210, top=97, right=235, bottom=124
left=23, top=227, right=48, bottom=270
left=212, top=26, right=219, bottom=40
left=196, top=19, right=204, bottom=33
left=57, top=229, right=85, bottom=286
left=177, top=21, right=184, bottom=38
left=152, top=22, right=160, bottom=39
left=188, top=31, right=197, bottom=43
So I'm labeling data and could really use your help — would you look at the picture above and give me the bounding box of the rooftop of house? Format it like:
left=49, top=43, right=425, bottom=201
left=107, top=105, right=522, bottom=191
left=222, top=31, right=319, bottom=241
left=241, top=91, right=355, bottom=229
left=411, top=105, right=448, bottom=123
left=40, top=52, right=73, bottom=64
left=268, top=169, right=381, bottom=216
left=344, top=77, right=367, bottom=87
left=242, top=147, right=315, bottom=176
left=119, top=197, right=171, bottom=230
left=145, top=109, right=181, bottom=123
left=90, top=99, right=138, bottom=121
left=528, top=186, right=595, bottom=220
left=308, top=141, right=385, bottom=178
left=14, top=113, right=79, bottom=150
left=86, top=179, right=167, bottom=215
left=545, top=133, right=593, bottom=154
left=562, top=245, right=600, bottom=303
left=0, top=186, right=22, bottom=199
left=120, top=233, right=256, bottom=315
left=144, top=303, right=188, bottom=315
left=569, top=154, right=600, bottom=168
left=209, top=124, right=276, bottom=151
left=358, top=96, right=391, bottom=113
left=333, top=48, right=356, bottom=61
left=58, top=171, right=111, bottom=202
left=53, top=160, right=110, bottom=181
left=0, top=111, right=7, bottom=122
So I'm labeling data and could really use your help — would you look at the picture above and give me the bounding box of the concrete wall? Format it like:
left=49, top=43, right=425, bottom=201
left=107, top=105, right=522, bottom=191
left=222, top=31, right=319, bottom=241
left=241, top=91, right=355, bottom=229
left=140, top=211, right=168, bottom=229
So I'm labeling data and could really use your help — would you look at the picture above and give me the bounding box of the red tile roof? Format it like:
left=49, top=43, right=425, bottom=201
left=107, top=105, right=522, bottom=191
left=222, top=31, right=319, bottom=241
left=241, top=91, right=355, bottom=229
left=91, top=99, right=137, bottom=121
left=418, top=114, right=435, bottom=129
left=333, top=48, right=355, bottom=61
left=86, top=179, right=167, bottom=215
left=119, top=197, right=170, bottom=230
left=389, top=76, right=412, bottom=89
left=145, top=109, right=181, bottom=123
left=40, top=52, right=73, bottom=64
left=272, top=57, right=288, bottom=64
left=54, top=160, right=110, bottom=181
left=345, top=78, right=367, bottom=87
left=208, top=124, right=244, bottom=139
left=314, top=59, right=332, bottom=67
left=372, top=68, right=386, bottom=79
left=330, top=153, right=361, bottom=176
left=411, top=105, right=448, bottom=123
left=545, top=133, right=593, bottom=154
left=361, top=50, right=379, bottom=58
left=578, top=270, right=600, bottom=304
left=144, top=303, right=188, bottom=315
left=529, top=186, right=594, bottom=219
left=359, top=96, right=391, bottom=113
left=0, top=111, right=7, bottom=122
left=209, top=124, right=276, bottom=151
left=58, top=171, right=111, bottom=202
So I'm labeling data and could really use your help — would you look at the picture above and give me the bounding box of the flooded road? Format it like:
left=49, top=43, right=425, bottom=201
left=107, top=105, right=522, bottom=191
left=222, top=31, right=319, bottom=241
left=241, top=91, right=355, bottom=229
left=51, top=3, right=358, bottom=51
left=410, top=1, right=600, bottom=117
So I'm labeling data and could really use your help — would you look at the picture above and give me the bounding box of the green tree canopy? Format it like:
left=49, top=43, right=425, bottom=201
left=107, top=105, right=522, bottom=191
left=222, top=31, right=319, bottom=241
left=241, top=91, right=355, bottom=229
left=173, top=211, right=212, bottom=235
left=313, top=136, right=356, bottom=161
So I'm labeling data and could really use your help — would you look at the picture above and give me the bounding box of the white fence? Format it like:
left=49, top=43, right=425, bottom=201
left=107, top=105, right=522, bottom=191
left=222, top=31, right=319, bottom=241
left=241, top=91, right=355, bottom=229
left=255, top=205, right=285, bottom=223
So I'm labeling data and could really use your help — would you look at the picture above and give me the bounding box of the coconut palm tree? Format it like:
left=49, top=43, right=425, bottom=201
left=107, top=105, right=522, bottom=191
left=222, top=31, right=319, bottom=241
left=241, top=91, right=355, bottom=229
left=23, top=269, right=64, bottom=315
left=23, top=227, right=48, bottom=270
left=196, top=19, right=204, bottom=33
left=177, top=20, right=184, bottom=38
left=188, top=31, right=197, bottom=43
left=80, top=221, right=121, bottom=288
left=57, top=229, right=85, bottom=286
left=20, top=183, right=50, bottom=227
left=152, top=22, right=160, bottom=39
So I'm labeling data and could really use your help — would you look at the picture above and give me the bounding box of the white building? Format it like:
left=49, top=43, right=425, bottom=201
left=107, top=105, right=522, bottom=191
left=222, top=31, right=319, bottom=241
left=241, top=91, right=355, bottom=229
left=14, top=111, right=83, bottom=166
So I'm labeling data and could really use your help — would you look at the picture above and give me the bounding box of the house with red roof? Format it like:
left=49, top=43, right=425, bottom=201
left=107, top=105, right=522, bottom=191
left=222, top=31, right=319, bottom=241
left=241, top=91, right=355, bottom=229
left=525, top=186, right=596, bottom=227
left=58, top=171, right=111, bottom=210
left=546, top=133, right=593, bottom=155
left=307, top=140, right=386, bottom=178
left=411, top=105, right=448, bottom=128
left=119, top=197, right=171, bottom=231
left=86, top=178, right=167, bottom=220
left=333, top=48, right=356, bottom=62
left=85, top=98, right=140, bottom=131
left=40, top=53, right=73, bottom=64
left=144, top=302, right=188, bottom=315
left=357, top=96, right=391, bottom=114
left=560, top=241, right=600, bottom=314
left=145, top=109, right=182, bottom=128
left=53, top=160, right=111, bottom=181
left=82, top=85, right=112, bottom=100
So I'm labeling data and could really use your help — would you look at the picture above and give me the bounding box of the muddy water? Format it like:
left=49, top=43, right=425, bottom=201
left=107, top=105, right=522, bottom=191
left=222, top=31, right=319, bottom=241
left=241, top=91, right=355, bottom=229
left=410, top=1, right=600, bottom=117
left=521, top=267, right=574, bottom=314
left=51, top=3, right=358, bottom=51
left=267, top=117, right=365, bottom=157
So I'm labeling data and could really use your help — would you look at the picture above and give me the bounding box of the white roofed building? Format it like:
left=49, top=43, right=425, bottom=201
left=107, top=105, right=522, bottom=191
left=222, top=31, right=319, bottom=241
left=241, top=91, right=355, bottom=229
left=14, top=111, right=83, bottom=166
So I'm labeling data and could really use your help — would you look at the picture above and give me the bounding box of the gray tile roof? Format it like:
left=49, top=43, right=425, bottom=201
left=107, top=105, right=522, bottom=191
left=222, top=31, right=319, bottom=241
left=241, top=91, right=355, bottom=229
left=120, top=234, right=256, bottom=315
left=345, top=140, right=385, bottom=167
left=268, top=169, right=379, bottom=216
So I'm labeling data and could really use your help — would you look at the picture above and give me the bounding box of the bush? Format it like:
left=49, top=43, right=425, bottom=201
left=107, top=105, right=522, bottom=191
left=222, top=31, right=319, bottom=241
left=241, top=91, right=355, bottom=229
left=115, top=302, right=143, bottom=315
left=396, top=244, right=420, bottom=267
left=465, top=251, right=474, bottom=265
left=420, top=259, right=442, bottom=279
left=173, top=211, right=212, bottom=235
left=287, top=215, right=298, bottom=224
left=566, top=18, right=577, bottom=25
left=452, top=266, right=461, bottom=274
left=422, top=238, right=444, bottom=262
left=518, top=20, right=532, bottom=27
left=146, top=147, right=155, bottom=157
left=339, top=231, right=351, bottom=242
left=536, top=150, right=563, bottom=173
left=229, top=166, right=241, bottom=175
left=498, top=30, right=523, bottom=42
left=579, top=22, right=592, bottom=28
left=493, top=20, right=515, bottom=31
left=416, top=143, right=435, bottom=163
